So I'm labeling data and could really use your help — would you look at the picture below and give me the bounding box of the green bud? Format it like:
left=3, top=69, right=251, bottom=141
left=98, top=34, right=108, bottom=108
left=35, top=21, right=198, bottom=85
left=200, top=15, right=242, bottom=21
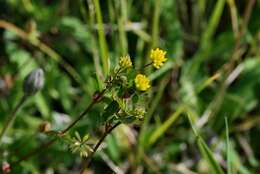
left=23, top=68, right=44, bottom=95
left=134, top=107, right=146, bottom=119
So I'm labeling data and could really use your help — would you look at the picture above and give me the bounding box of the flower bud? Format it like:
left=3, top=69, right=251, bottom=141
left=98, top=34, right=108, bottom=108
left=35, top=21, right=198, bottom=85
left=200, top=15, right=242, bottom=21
left=134, top=107, right=146, bottom=120
left=119, top=55, right=132, bottom=69
left=23, top=68, right=44, bottom=96
left=2, top=162, right=10, bottom=173
left=38, top=121, right=51, bottom=133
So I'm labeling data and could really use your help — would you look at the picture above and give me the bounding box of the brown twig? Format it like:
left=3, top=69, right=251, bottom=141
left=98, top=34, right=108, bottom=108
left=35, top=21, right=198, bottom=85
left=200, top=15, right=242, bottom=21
left=11, top=90, right=106, bottom=168
left=223, top=0, right=256, bottom=73
left=61, top=89, right=106, bottom=135
left=197, top=0, right=256, bottom=128
left=137, top=62, right=153, bottom=72
left=227, top=0, right=239, bottom=39
left=205, top=0, right=256, bottom=82
left=80, top=122, right=121, bottom=174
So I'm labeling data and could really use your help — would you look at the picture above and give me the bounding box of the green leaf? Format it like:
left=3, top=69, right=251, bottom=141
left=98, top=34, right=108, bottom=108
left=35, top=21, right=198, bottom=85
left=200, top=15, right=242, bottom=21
left=34, top=92, right=50, bottom=119
left=119, top=115, right=136, bottom=124
left=102, top=100, right=120, bottom=121
left=75, top=131, right=81, bottom=141
left=132, top=94, right=139, bottom=104
left=83, top=134, right=90, bottom=142
left=126, top=69, right=136, bottom=82
left=106, top=134, right=120, bottom=162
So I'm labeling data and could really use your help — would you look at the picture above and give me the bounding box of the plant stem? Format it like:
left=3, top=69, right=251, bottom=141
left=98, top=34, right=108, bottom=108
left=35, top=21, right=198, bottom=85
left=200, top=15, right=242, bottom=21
left=135, top=75, right=169, bottom=165
left=61, top=89, right=106, bottom=135
left=11, top=90, right=106, bottom=167
left=61, top=101, right=95, bottom=135
left=80, top=122, right=121, bottom=173
left=143, top=62, right=153, bottom=69
left=0, top=94, right=27, bottom=144
left=137, top=62, right=153, bottom=72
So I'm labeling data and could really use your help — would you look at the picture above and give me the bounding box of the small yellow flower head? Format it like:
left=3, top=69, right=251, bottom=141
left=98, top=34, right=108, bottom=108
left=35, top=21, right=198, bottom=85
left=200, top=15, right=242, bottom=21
left=150, top=48, right=167, bottom=69
left=119, top=55, right=132, bottom=69
left=135, top=74, right=150, bottom=91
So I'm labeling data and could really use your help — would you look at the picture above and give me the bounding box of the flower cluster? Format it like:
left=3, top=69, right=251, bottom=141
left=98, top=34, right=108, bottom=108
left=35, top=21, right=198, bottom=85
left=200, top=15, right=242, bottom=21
left=134, top=48, right=167, bottom=91
left=102, top=48, right=167, bottom=124
left=116, top=48, right=167, bottom=92
left=150, top=48, right=167, bottom=69
left=134, top=74, right=151, bottom=91
left=119, top=55, right=132, bottom=69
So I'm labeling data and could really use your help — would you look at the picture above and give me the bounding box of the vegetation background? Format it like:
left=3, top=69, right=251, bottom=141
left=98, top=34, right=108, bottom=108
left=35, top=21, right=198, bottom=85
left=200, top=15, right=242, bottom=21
left=0, top=0, right=260, bottom=173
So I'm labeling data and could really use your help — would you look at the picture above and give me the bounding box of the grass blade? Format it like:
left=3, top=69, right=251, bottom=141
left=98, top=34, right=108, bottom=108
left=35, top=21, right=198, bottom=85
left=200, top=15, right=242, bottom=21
left=92, top=0, right=109, bottom=76
left=201, top=0, right=226, bottom=47
left=148, top=106, right=185, bottom=146
left=187, top=112, right=224, bottom=174
left=225, top=117, right=232, bottom=174
left=197, top=137, right=225, bottom=174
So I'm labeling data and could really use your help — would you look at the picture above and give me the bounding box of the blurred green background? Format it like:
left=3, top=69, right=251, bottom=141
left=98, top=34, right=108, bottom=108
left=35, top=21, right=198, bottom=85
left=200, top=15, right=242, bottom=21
left=0, top=0, right=260, bottom=173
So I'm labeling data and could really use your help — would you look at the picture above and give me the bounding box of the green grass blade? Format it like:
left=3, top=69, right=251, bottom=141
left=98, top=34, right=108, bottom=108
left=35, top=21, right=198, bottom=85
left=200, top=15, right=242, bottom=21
left=118, top=0, right=128, bottom=55
left=225, top=117, right=232, bottom=174
left=201, top=0, right=226, bottom=47
left=92, top=0, right=109, bottom=76
left=151, top=0, right=161, bottom=48
left=80, top=0, right=104, bottom=90
left=148, top=106, right=185, bottom=146
left=187, top=113, right=224, bottom=174
left=197, top=137, right=225, bottom=174
left=189, top=0, right=226, bottom=75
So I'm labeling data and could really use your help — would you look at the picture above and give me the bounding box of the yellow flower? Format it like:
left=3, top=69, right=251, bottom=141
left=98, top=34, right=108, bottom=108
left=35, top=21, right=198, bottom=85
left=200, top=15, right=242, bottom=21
left=150, top=48, right=167, bottom=69
left=119, top=55, right=132, bottom=68
left=135, top=74, right=150, bottom=91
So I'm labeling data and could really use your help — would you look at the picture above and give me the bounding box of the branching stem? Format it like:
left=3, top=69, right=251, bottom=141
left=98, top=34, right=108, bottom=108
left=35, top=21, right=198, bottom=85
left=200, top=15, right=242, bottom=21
left=11, top=90, right=106, bottom=167
left=80, top=122, right=121, bottom=174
